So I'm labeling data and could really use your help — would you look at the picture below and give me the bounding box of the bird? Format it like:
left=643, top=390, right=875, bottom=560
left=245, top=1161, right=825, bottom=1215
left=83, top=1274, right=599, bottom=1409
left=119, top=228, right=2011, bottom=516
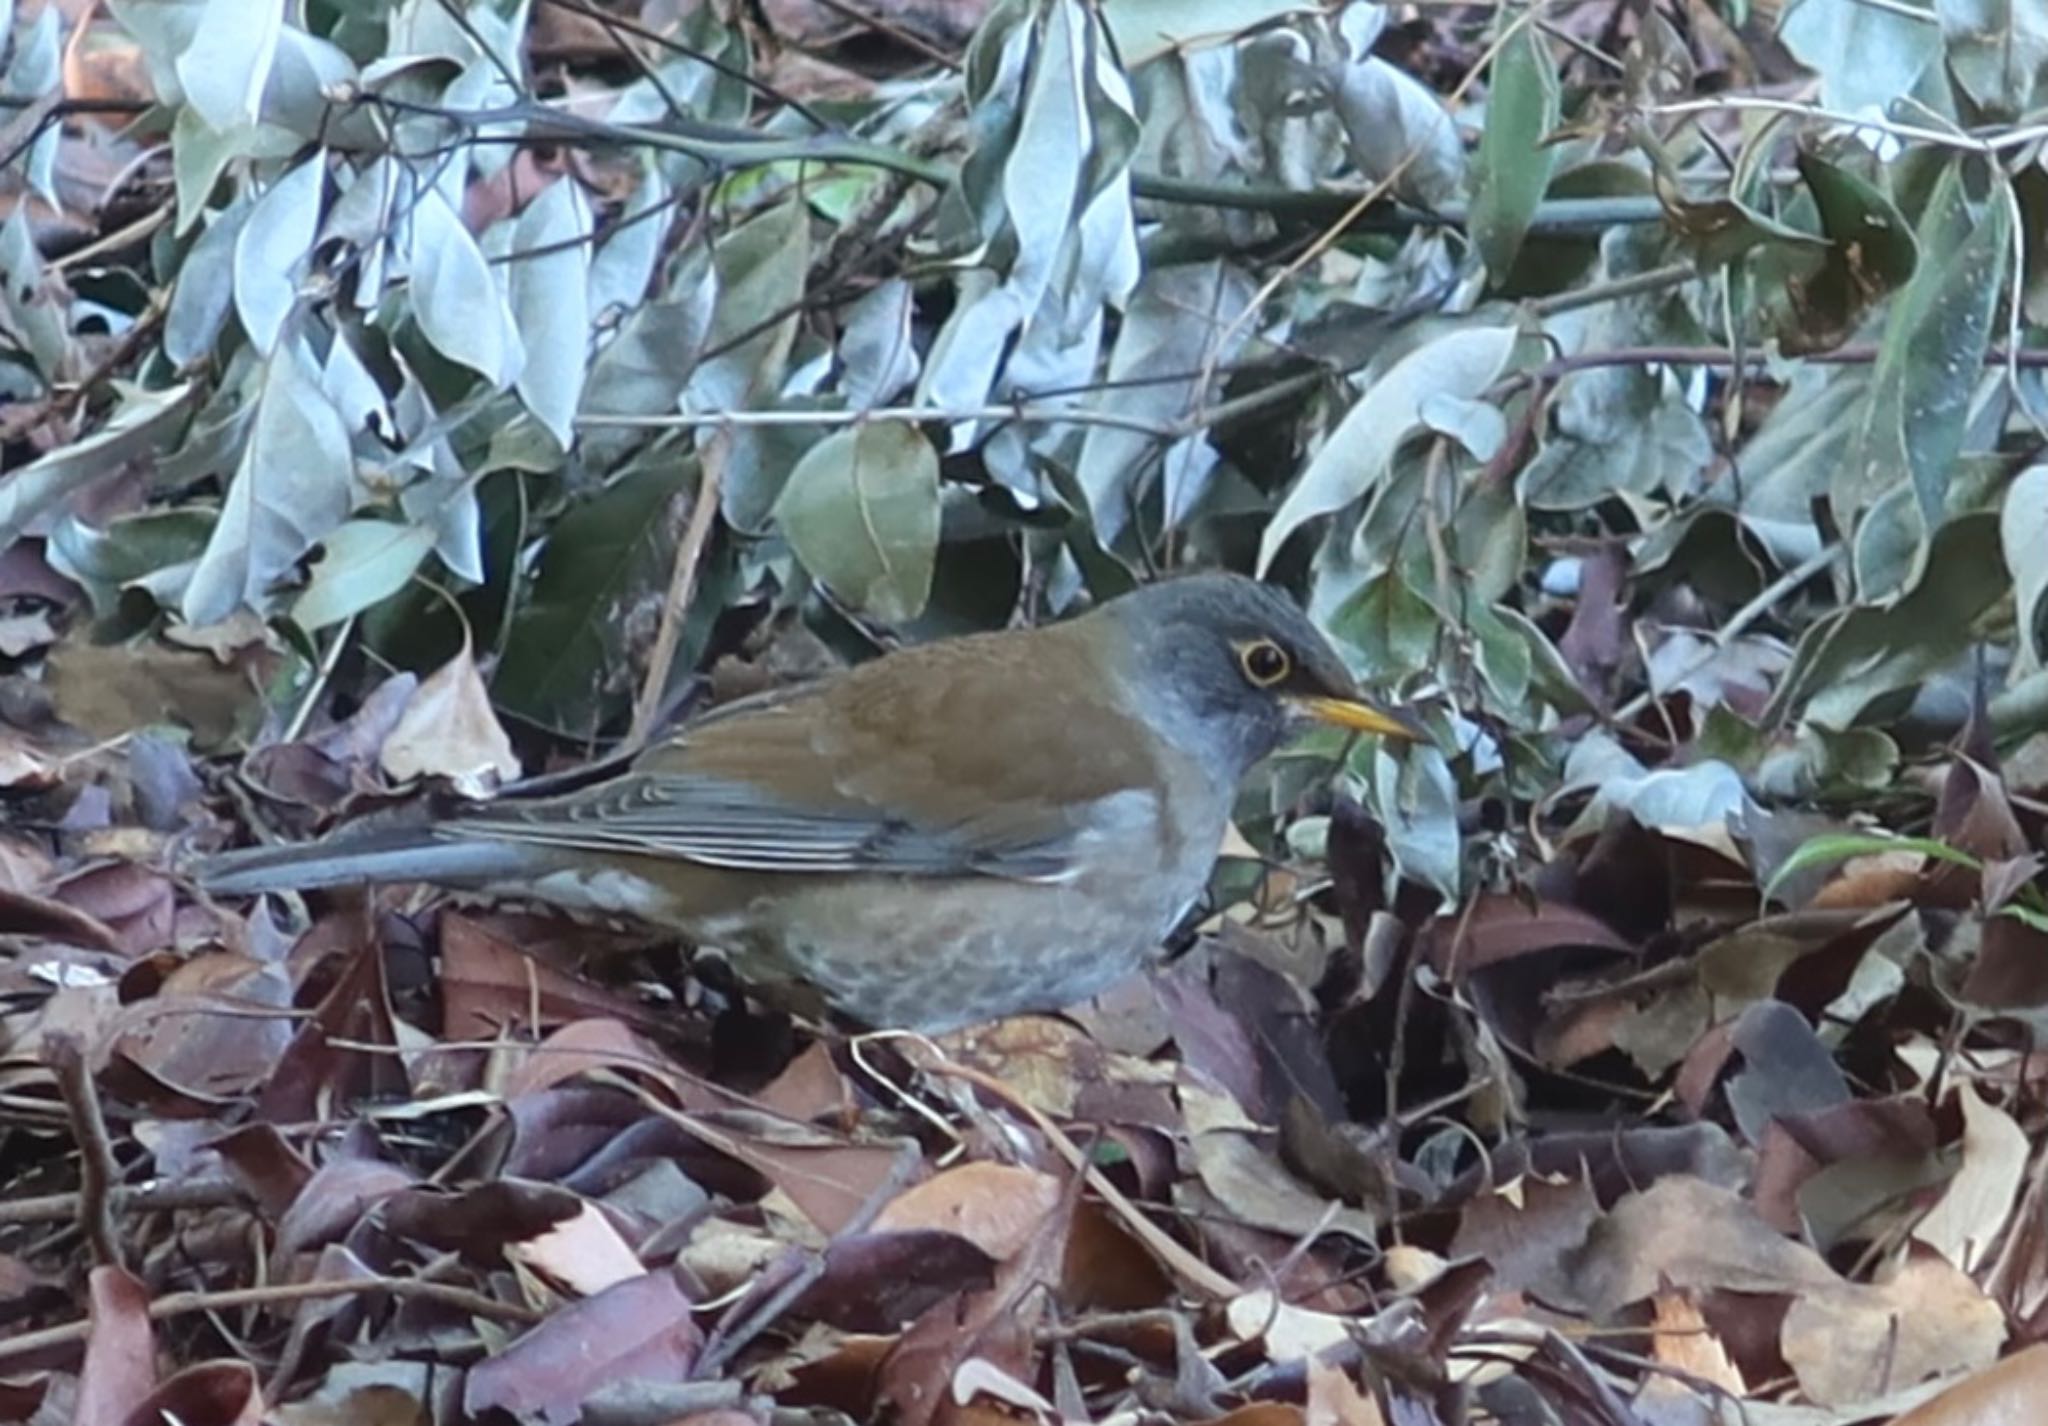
left=198, top=572, right=1427, bottom=1032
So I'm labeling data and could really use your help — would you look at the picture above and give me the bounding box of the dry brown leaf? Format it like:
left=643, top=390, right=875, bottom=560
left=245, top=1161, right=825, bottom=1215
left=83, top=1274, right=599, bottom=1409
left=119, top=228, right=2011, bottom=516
left=1226, top=1289, right=1351, bottom=1362
left=1564, top=1175, right=1838, bottom=1317
left=1886, top=1344, right=2048, bottom=1426
left=1648, top=1290, right=1745, bottom=1395
left=378, top=644, right=520, bottom=795
left=44, top=638, right=262, bottom=748
left=509, top=1199, right=646, bottom=1296
left=74, top=1265, right=156, bottom=1425
left=1306, top=1359, right=1385, bottom=1426
left=1912, top=1082, right=2030, bottom=1273
left=872, top=1162, right=1060, bottom=1261
left=1780, top=1250, right=2006, bottom=1407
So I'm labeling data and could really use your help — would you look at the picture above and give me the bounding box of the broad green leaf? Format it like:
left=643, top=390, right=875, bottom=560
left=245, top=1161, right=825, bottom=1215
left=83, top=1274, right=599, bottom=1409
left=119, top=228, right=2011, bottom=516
left=1939, top=0, right=2048, bottom=117
left=0, top=385, right=198, bottom=549
left=1831, top=162, right=2010, bottom=597
left=1521, top=366, right=1713, bottom=511
left=1470, top=603, right=1533, bottom=708
left=1369, top=741, right=1461, bottom=900
left=586, top=245, right=718, bottom=451
left=587, top=162, right=670, bottom=323
left=686, top=200, right=810, bottom=526
left=1770, top=513, right=2008, bottom=728
left=509, top=179, right=593, bottom=449
left=1469, top=18, right=1560, bottom=279
left=839, top=279, right=922, bottom=411
left=2004, top=465, right=2048, bottom=672
left=45, top=508, right=217, bottom=616
left=494, top=457, right=694, bottom=732
left=1325, top=56, right=1464, bottom=209
left=1076, top=261, right=1255, bottom=541
left=1778, top=151, right=1918, bottom=354
left=775, top=423, right=941, bottom=624
left=175, top=0, right=281, bottom=133
left=1258, top=325, right=1518, bottom=574
left=232, top=153, right=325, bottom=355
left=1779, top=0, right=1941, bottom=111
left=1333, top=568, right=1437, bottom=681
left=292, top=519, right=436, bottom=631
left=0, top=205, right=69, bottom=379
left=1099, top=0, right=1305, bottom=67
left=1004, top=1, right=1092, bottom=311
left=3, top=8, right=59, bottom=205
left=165, top=197, right=253, bottom=365
left=183, top=341, right=353, bottom=625
left=1737, top=363, right=1868, bottom=564
left=410, top=186, right=521, bottom=386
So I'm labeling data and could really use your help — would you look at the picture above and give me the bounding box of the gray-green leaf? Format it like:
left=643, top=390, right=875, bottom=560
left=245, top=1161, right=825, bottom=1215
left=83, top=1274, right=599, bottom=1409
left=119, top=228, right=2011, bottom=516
left=775, top=423, right=941, bottom=624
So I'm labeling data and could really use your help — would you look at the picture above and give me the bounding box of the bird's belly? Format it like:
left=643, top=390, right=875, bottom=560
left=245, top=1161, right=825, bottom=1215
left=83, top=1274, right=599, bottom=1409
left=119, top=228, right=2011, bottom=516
left=512, top=867, right=692, bottom=922
left=732, top=871, right=1192, bottom=1032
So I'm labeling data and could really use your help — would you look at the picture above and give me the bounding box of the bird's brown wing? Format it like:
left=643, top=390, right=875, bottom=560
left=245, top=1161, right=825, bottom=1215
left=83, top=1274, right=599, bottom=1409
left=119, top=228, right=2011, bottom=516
left=445, top=624, right=1167, bottom=882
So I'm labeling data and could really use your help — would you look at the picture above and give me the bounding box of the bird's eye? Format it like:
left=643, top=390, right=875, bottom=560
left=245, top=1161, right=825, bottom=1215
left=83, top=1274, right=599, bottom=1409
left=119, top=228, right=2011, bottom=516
left=1239, top=640, right=1290, bottom=687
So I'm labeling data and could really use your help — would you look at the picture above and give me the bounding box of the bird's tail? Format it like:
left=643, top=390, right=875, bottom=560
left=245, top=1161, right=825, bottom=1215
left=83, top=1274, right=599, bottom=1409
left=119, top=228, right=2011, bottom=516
left=196, top=824, right=544, bottom=897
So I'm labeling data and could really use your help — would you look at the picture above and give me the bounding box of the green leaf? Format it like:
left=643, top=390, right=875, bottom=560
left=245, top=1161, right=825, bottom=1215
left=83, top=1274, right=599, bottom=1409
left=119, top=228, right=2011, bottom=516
left=1764, top=832, right=1983, bottom=904
left=1258, top=326, right=1518, bottom=574
left=1333, top=568, right=1437, bottom=682
left=231, top=153, right=325, bottom=356
left=494, top=457, right=694, bottom=732
left=1368, top=741, right=1462, bottom=901
left=2003, top=465, right=2048, bottom=672
left=183, top=340, right=354, bottom=625
left=410, top=186, right=521, bottom=386
left=1770, top=513, right=2007, bottom=729
left=1831, top=160, right=2011, bottom=595
left=0, top=385, right=198, bottom=550
left=1779, top=0, right=1941, bottom=111
left=775, top=423, right=941, bottom=624
left=45, top=508, right=218, bottom=615
left=509, top=179, right=593, bottom=449
left=175, top=0, right=280, bottom=132
left=1469, top=18, right=1560, bottom=279
left=1099, top=0, right=1302, bottom=66
left=1938, top=0, right=2048, bottom=117
left=686, top=200, right=812, bottom=528
left=1778, top=150, right=1918, bottom=354
left=292, top=519, right=437, bottom=632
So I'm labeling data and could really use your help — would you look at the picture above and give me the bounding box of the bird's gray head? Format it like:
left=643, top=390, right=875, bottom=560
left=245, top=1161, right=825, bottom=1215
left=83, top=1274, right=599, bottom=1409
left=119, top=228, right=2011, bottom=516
left=1091, top=572, right=1424, bottom=774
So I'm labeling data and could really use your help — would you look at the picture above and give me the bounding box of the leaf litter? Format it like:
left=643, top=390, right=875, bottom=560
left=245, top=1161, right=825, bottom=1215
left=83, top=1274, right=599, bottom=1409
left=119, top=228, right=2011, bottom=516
left=5, top=1, right=2048, bottom=1425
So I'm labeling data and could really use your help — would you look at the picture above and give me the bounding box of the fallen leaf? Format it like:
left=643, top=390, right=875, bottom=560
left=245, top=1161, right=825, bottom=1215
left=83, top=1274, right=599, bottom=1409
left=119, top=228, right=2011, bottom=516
left=1886, top=1344, right=2048, bottom=1426
left=1781, top=1250, right=2005, bottom=1406
left=872, top=1162, right=1060, bottom=1260
left=463, top=1269, right=702, bottom=1424
left=1912, top=1083, right=2029, bottom=1273
left=378, top=643, right=521, bottom=796
left=508, top=1199, right=646, bottom=1295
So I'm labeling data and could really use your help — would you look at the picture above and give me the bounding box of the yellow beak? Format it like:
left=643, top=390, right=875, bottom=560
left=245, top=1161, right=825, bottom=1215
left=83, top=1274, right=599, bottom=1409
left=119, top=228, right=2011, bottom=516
left=1291, top=693, right=1429, bottom=742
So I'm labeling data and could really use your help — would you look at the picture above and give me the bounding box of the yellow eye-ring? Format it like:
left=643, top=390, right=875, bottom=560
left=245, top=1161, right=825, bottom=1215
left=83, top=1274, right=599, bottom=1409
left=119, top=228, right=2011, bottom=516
left=1239, top=639, right=1290, bottom=687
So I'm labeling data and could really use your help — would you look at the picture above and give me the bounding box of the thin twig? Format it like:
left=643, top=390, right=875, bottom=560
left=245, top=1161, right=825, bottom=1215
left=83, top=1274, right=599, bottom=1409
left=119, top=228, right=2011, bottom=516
left=627, top=431, right=726, bottom=748
left=1526, top=261, right=1697, bottom=319
left=41, top=1032, right=124, bottom=1273
left=0, top=1274, right=542, bottom=1369
left=805, top=0, right=962, bottom=71
left=1530, top=341, right=2048, bottom=383
left=0, top=1177, right=248, bottom=1227
left=581, top=402, right=1182, bottom=439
